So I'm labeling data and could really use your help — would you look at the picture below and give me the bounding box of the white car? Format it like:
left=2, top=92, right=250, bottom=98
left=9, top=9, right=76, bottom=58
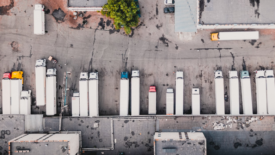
left=164, top=0, right=175, bottom=5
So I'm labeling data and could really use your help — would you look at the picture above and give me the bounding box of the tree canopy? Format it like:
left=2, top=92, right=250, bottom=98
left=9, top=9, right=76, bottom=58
left=101, top=0, right=140, bottom=35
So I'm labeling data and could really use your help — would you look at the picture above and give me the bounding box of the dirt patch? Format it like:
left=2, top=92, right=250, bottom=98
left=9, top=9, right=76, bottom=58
left=0, top=0, right=11, bottom=6
left=0, top=0, right=14, bottom=15
left=260, top=29, right=275, bottom=39
left=52, top=8, right=66, bottom=23
left=10, top=41, right=19, bottom=52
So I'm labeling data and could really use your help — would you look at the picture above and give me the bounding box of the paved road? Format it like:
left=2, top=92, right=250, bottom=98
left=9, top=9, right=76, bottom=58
left=1, top=0, right=275, bottom=116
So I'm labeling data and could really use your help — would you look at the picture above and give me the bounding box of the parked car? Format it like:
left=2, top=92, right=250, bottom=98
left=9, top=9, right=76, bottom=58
left=164, top=7, right=175, bottom=13
left=164, top=0, right=175, bottom=5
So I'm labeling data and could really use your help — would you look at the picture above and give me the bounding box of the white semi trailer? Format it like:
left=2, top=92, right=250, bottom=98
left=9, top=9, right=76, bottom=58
left=120, top=72, right=129, bottom=116
left=35, top=59, right=46, bottom=106
left=166, top=88, right=174, bottom=115
left=10, top=79, right=22, bottom=114
left=72, top=93, right=80, bottom=117
left=148, top=86, right=156, bottom=115
left=265, top=70, right=275, bottom=115
left=192, top=88, right=200, bottom=115
left=46, top=69, right=57, bottom=116
left=34, top=4, right=45, bottom=35
left=229, top=71, right=240, bottom=115
left=175, top=71, right=184, bottom=115
left=2, top=73, right=11, bottom=114
left=89, top=72, right=99, bottom=117
left=131, top=70, right=140, bottom=116
left=240, top=71, right=253, bottom=115
left=20, top=90, right=31, bottom=115
left=211, top=31, right=259, bottom=41
left=256, top=70, right=267, bottom=115
left=215, top=70, right=225, bottom=115
left=79, top=72, right=89, bottom=117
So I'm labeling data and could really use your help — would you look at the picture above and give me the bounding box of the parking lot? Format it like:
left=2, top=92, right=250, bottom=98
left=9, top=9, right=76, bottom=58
left=1, top=0, right=275, bottom=116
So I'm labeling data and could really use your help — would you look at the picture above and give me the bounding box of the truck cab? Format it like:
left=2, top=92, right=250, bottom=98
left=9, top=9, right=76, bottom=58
left=176, top=71, right=183, bottom=79
left=229, top=71, right=238, bottom=79
left=256, top=70, right=265, bottom=78
left=265, top=70, right=274, bottom=78
left=167, top=88, right=173, bottom=93
left=89, top=72, right=98, bottom=80
left=241, top=71, right=250, bottom=79
left=3, top=73, right=11, bottom=79
left=121, top=72, right=128, bottom=79
left=211, top=33, right=219, bottom=41
left=11, top=71, right=24, bottom=84
left=132, top=70, right=139, bottom=78
left=80, top=72, right=88, bottom=80
left=35, top=59, right=46, bottom=67
left=46, top=68, right=56, bottom=76
left=215, top=70, right=223, bottom=78
left=149, top=86, right=156, bottom=92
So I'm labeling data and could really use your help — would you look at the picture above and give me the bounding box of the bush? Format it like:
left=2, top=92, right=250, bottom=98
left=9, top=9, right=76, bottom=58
left=101, top=0, right=139, bottom=35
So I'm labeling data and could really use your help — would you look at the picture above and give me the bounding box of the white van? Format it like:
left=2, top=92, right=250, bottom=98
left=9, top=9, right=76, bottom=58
left=34, top=4, right=45, bottom=35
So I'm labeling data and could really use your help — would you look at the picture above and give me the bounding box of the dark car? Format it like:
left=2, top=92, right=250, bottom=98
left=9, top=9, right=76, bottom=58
left=164, top=7, right=175, bottom=13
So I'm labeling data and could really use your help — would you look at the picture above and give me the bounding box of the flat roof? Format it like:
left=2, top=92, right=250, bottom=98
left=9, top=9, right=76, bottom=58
left=68, top=0, right=108, bottom=7
left=155, top=139, right=206, bottom=155
left=10, top=141, right=69, bottom=155
left=200, top=0, right=275, bottom=24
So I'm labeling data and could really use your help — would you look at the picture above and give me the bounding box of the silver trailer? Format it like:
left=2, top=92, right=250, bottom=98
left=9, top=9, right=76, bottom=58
left=79, top=72, right=89, bottom=117
left=72, top=93, right=80, bottom=117
left=166, top=88, right=174, bottom=115
left=229, top=71, right=240, bottom=115
left=89, top=72, right=99, bottom=117
left=46, top=68, right=57, bottom=115
left=10, top=79, right=22, bottom=114
left=175, top=71, right=184, bottom=115
left=35, top=59, right=46, bottom=106
left=20, top=90, right=31, bottom=115
left=215, top=70, right=225, bottom=115
left=131, top=70, right=140, bottom=116
left=192, top=88, right=200, bottom=115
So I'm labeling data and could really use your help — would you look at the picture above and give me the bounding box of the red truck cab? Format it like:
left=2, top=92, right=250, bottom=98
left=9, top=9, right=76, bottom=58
left=149, top=86, right=156, bottom=92
left=3, top=73, right=11, bottom=79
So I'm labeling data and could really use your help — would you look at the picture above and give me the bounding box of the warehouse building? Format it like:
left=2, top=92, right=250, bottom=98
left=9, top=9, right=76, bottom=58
left=175, top=0, right=275, bottom=32
left=8, top=132, right=81, bottom=155
left=154, top=132, right=206, bottom=155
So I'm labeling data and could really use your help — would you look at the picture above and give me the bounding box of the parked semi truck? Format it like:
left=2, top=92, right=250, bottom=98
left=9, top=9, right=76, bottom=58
left=256, top=70, right=267, bottom=115
left=89, top=72, right=99, bottom=117
left=35, top=59, right=46, bottom=106
left=2, top=73, right=11, bottom=114
left=79, top=72, right=89, bottom=117
left=229, top=71, right=240, bottom=115
left=211, top=31, right=259, bottom=41
left=175, top=71, right=184, bottom=115
left=148, top=86, right=156, bottom=115
left=46, top=69, right=57, bottom=115
left=72, top=93, right=80, bottom=117
left=192, top=88, right=200, bottom=115
left=215, top=70, right=225, bottom=115
left=166, top=88, right=174, bottom=115
left=131, top=70, right=140, bottom=116
left=34, top=4, right=45, bottom=35
left=265, top=70, right=275, bottom=114
left=11, top=71, right=24, bottom=84
left=20, top=90, right=31, bottom=115
left=240, top=71, right=253, bottom=115
left=120, top=72, right=129, bottom=116
left=10, top=79, right=22, bottom=114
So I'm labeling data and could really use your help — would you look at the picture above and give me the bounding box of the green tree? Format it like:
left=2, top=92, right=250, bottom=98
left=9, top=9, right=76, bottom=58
left=101, top=0, right=139, bottom=35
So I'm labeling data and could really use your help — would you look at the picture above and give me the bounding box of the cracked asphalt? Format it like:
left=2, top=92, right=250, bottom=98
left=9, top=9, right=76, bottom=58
left=1, top=0, right=275, bottom=116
